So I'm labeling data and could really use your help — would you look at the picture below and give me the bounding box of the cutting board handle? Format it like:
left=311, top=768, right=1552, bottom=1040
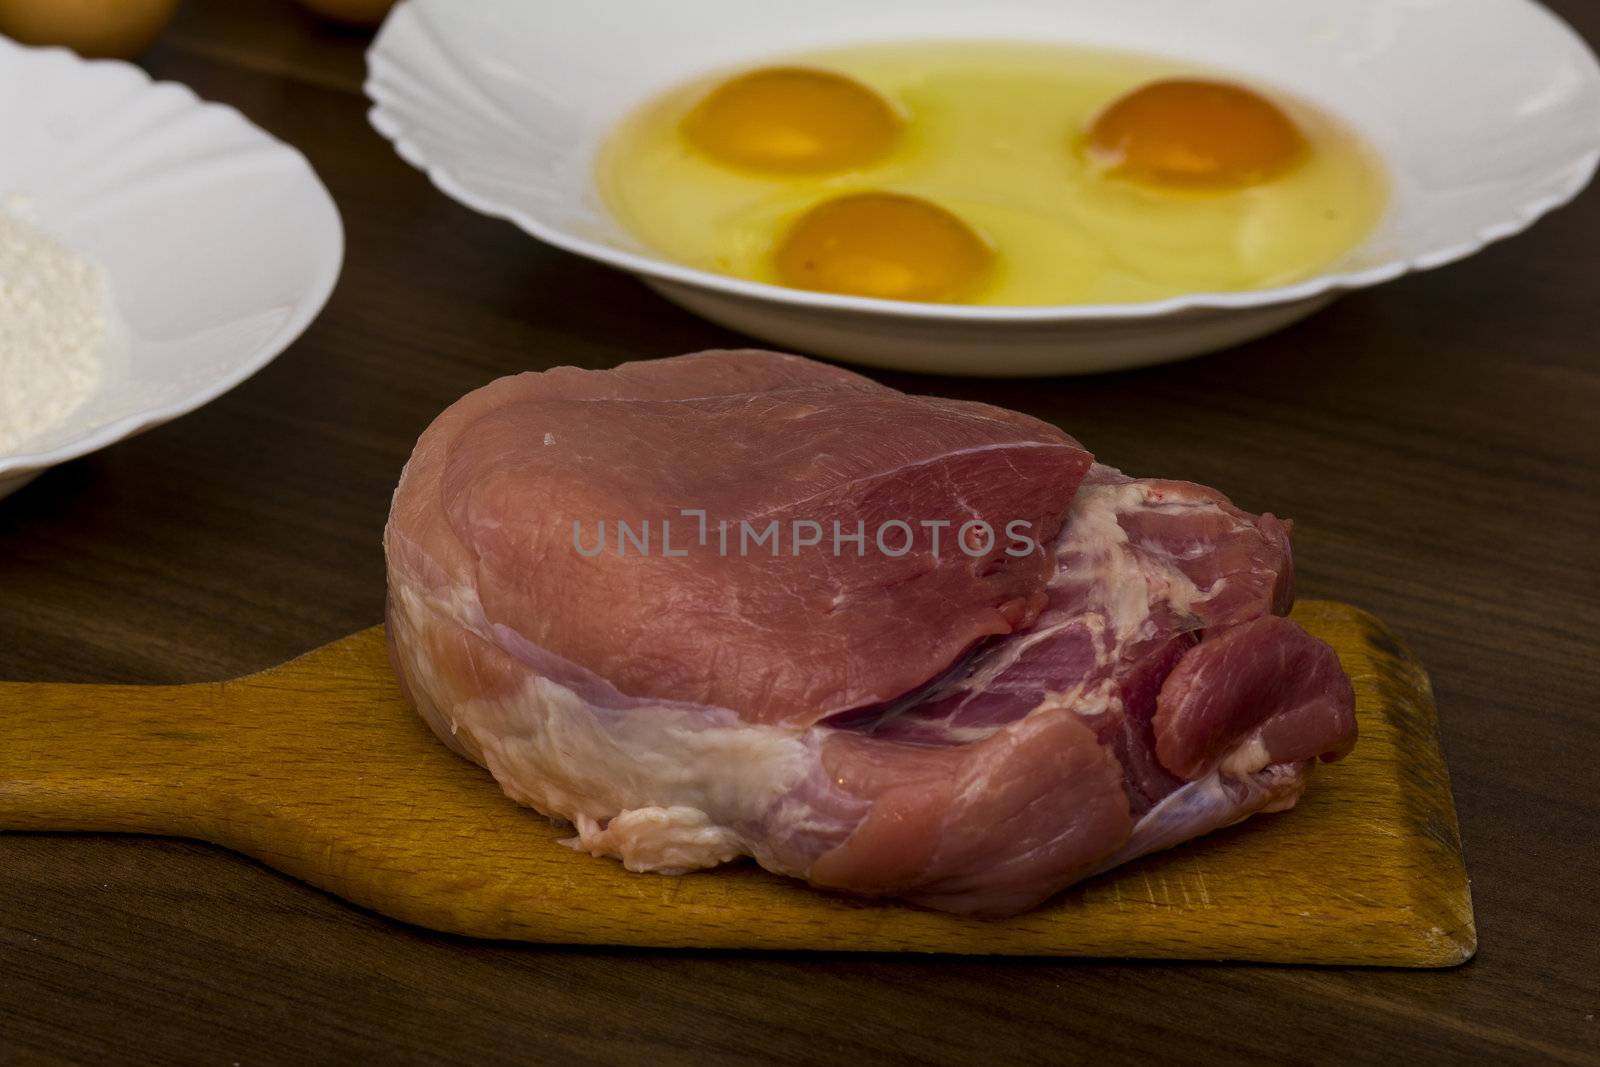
left=0, top=678, right=230, bottom=835
left=0, top=628, right=390, bottom=843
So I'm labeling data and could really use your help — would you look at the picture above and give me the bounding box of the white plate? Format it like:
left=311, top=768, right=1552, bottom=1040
left=366, top=0, right=1600, bottom=376
left=0, top=39, right=343, bottom=497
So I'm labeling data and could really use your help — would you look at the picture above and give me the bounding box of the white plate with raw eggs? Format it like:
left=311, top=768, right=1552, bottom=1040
left=366, top=0, right=1600, bottom=376
left=0, top=38, right=343, bottom=499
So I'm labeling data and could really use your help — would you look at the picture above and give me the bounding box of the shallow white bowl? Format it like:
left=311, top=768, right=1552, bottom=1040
left=368, top=0, right=1600, bottom=376
left=0, top=39, right=343, bottom=498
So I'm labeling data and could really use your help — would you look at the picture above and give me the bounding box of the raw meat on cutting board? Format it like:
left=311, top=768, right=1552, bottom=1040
left=384, top=350, right=1356, bottom=917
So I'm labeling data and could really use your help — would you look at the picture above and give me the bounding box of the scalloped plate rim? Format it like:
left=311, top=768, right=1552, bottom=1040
left=362, top=0, right=1600, bottom=326
left=0, top=40, right=345, bottom=477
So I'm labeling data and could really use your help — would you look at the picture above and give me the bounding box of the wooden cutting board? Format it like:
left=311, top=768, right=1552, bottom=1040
left=0, top=600, right=1474, bottom=966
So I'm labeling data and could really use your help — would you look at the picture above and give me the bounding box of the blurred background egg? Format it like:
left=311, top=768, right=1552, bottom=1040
left=600, top=42, right=1388, bottom=306
left=0, top=0, right=181, bottom=59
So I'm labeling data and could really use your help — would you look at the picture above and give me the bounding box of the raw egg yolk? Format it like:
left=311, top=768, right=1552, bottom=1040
left=1087, top=79, right=1306, bottom=188
left=774, top=192, right=993, bottom=303
left=683, top=67, right=902, bottom=175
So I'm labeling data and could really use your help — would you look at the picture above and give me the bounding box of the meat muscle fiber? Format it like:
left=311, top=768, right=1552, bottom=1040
left=384, top=350, right=1356, bottom=917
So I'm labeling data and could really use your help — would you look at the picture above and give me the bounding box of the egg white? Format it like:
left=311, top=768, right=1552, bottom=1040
left=599, top=41, right=1388, bottom=306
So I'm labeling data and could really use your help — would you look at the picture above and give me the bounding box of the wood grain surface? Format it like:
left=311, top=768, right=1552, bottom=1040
left=0, top=602, right=1473, bottom=966
left=0, top=1, right=1597, bottom=1063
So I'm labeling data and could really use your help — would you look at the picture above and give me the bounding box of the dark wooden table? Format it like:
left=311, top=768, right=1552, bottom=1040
left=3, top=2, right=1598, bottom=1063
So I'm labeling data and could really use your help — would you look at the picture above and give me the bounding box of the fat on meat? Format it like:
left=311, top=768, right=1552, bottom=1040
left=384, top=350, right=1356, bottom=916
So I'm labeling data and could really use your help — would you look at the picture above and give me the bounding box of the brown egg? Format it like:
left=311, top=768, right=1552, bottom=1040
left=293, top=0, right=397, bottom=27
left=0, top=0, right=181, bottom=59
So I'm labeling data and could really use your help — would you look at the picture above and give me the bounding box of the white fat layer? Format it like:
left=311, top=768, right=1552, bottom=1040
left=1053, top=480, right=1208, bottom=638
left=1219, top=735, right=1272, bottom=778
left=567, top=808, right=745, bottom=874
left=393, top=580, right=811, bottom=874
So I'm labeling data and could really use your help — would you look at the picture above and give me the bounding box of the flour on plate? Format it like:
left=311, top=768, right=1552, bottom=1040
left=0, top=195, right=109, bottom=456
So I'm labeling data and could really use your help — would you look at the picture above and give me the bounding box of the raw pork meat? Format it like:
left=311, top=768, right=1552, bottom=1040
left=385, top=350, right=1356, bottom=917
